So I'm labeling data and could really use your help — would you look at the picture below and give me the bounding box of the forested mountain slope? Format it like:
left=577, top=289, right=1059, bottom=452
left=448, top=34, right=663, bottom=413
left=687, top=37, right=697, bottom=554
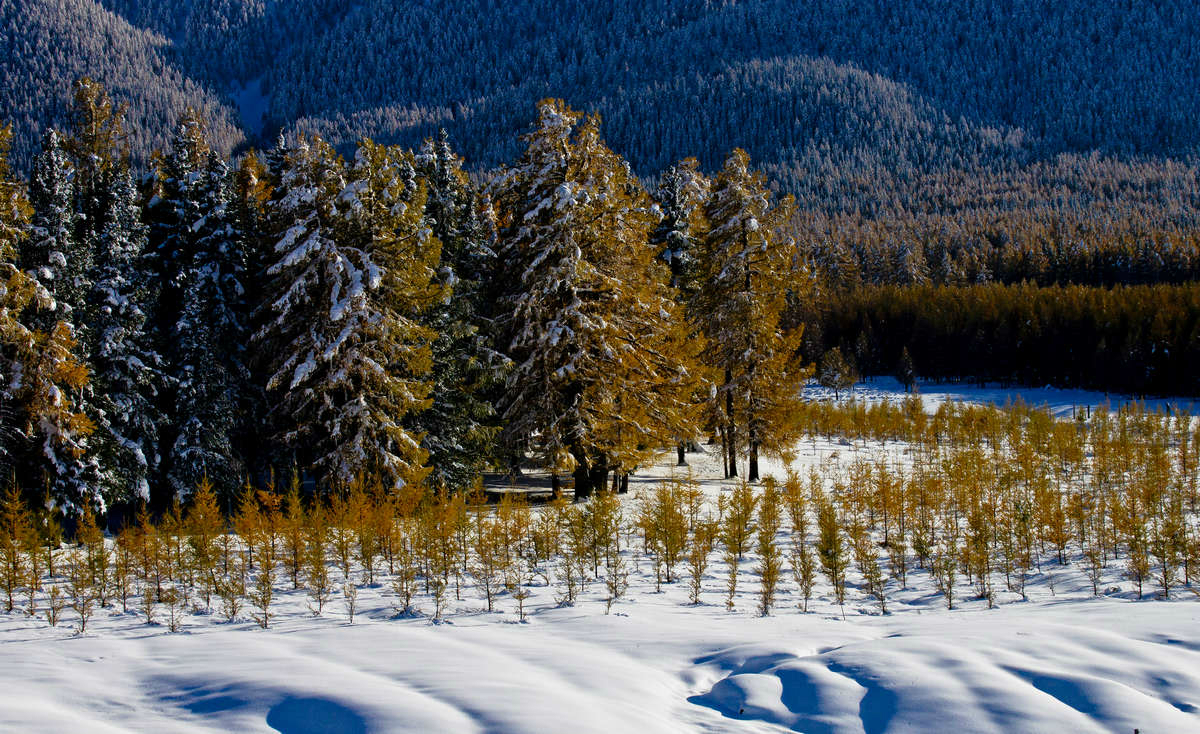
left=5, top=1, right=1198, bottom=186
left=0, top=0, right=244, bottom=167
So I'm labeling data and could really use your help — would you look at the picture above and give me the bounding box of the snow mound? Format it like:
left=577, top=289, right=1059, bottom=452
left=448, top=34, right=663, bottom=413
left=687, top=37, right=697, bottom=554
left=689, top=620, right=1200, bottom=733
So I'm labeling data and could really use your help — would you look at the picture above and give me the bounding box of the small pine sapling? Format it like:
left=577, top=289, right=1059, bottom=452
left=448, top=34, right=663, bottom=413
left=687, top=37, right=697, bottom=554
left=305, top=530, right=333, bottom=616
left=470, top=511, right=506, bottom=612
left=390, top=519, right=419, bottom=616
left=343, top=581, right=358, bottom=624
left=602, top=550, right=628, bottom=615
left=113, top=527, right=135, bottom=613
left=756, top=480, right=783, bottom=616
left=933, top=538, right=958, bottom=610
left=282, top=475, right=306, bottom=590
left=162, top=583, right=185, bottom=633
left=67, top=545, right=97, bottom=634
left=45, top=584, right=65, bottom=627
left=249, top=546, right=275, bottom=629
left=219, top=554, right=245, bottom=623
left=815, top=495, right=848, bottom=611
left=0, top=484, right=31, bottom=612
left=851, top=525, right=887, bottom=614
left=686, top=520, right=716, bottom=605
left=507, top=562, right=535, bottom=621
left=791, top=542, right=817, bottom=612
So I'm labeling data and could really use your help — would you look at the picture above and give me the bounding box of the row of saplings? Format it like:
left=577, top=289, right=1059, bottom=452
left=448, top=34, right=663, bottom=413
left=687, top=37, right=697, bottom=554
left=4, top=423, right=1196, bottom=637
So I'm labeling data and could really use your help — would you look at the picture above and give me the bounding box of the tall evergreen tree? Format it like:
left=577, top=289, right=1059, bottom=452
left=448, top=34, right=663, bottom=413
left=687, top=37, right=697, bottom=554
left=412, top=130, right=502, bottom=491
left=147, top=110, right=211, bottom=340
left=653, top=157, right=712, bottom=465
left=23, top=130, right=87, bottom=331
left=692, top=149, right=810, bottom=481
left=653, top=157, right=710, bottom=295
left=88, top=168, right=163, bottom=506
left=63, top=78, right=127, bottom=252
left=168, top=151, right=247, bottom=499
left=254, top=136, right=440, bottom=491
left=0, top=126, right=95, bottom=513
left=493, top=100, right=698, bottom=498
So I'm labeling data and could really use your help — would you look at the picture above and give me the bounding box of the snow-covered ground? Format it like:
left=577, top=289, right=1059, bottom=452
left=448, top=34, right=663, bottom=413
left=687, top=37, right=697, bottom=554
left=805, top=376, right=1200, bottom=418
left=3, top=380, right=1199, bottom=733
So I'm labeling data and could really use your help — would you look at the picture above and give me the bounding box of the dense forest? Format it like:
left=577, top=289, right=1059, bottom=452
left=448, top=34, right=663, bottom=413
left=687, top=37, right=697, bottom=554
left=0, top=80, right=817, bottom=523
left=795, top=283, right=1200, bottom=396
left=5, top=2, right=1200, bottom=288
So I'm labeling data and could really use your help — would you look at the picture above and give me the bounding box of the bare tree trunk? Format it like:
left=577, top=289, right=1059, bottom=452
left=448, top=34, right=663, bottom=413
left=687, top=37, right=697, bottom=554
left=572, top=445, right=593, bottom=501
left=725, top=369, right=738, bottom=478
left=588, top=457, right=610, bottom=497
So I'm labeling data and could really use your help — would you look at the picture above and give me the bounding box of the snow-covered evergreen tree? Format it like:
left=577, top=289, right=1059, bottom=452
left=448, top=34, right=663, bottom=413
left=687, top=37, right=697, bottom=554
left=0, top=126, right=96, bottom=514
left=493, top=100, right=698, bottom=497
left=147, top=111, right=211, bottom=334
left=692, top=149, right=810, bottom=481
left=63, top=79, right=125, bottom=254
left=88, top=168, right=163, bottom=506
left=412, top=130, right=502, bottom=491
left=23, top=130, right=87, bottom=330
left=653, top=157, right=710, bottom=295
left=254, top=136, right=440, bottom=491
left=168, top=151, right=247, bottom=498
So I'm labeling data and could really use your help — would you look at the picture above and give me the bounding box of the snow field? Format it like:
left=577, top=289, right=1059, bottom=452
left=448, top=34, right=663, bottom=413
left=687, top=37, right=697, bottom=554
left=2, top=379, right=1200, bottom=733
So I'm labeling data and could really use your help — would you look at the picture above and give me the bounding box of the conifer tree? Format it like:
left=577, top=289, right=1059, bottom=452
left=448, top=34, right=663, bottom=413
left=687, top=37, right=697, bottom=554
left=147, top=110, right=211, bottom=320
left=692, top=149, right=810, bottom=481
left=23, top=130, right=85, bottom=330
left=817, top=347, right=857, bottom=401
left=63, top=79, right=127, bottom=247
left=0, top=125, right=96, bottom=514
left=148, top=113, right=247, bottom=501
left=653, top=158, right=712, bottom=465
left=0, top=125, right=44, bottom=478
left=653, top=157, right=710, bottom=295
left=167, top=151, right=247, bottom=498
left=493, top=100, right=698, bottom=497
left=255, top=136, right=440, bottom=490
left=89, top=168, right=162, bottom=506
left=0, top=483, right=32, bottom=612
left=897, top=347, right=917, bottom=393
left=412, top=131, right=502, bottom=491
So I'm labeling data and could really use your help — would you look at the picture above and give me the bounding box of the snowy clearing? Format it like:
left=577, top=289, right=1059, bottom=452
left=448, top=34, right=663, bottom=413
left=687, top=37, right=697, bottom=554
left=804, top=376, right=1200, bottom=418
left=3, top=380, right=1200, bottom=733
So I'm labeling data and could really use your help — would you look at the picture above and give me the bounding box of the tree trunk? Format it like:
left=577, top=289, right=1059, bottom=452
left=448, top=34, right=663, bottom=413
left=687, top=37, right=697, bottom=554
left=719, top=425, right=730, bottom=479
left=677, top=443, right=687, bottom=466
left=551, top=473, right=562, bottom=500
left=749, top=441, right=760, bottom=482
left=725, top=369, right=738, bottom=478
left=573, top=461, right=592, bottom=502
left=588, top=456, right=609, bottom=498
left=619, top=474, right=629, bottom=493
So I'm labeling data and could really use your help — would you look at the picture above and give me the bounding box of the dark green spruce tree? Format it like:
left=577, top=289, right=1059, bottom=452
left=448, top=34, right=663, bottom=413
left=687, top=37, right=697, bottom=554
left=88, top=168, right=163, bottom=507
left=167, top=151, right=247, bottom=499
left=412, top=131, right=502, bottom=491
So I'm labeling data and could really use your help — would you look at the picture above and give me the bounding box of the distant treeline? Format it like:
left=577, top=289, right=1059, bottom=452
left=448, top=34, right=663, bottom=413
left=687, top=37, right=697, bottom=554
left=796, top=283, right=1200, bottom=397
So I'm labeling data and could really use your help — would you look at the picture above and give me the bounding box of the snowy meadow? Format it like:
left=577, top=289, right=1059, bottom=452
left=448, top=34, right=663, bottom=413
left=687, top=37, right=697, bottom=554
left=3, top=381, right=1200, bottom=734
